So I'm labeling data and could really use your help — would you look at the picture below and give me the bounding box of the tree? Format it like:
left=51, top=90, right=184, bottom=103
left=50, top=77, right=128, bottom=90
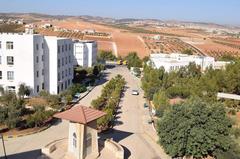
left=142, top=56, right=150, bottom=63
left=92, top=65, right=100, bottom=76
left=0, top=86, right=4, bottom=95
left=26, top=106, right=54, bottom=128
left=125, top=52, right=142, bottom=69
left=157, top=98, right=233, bottom=158
left=219, top=54, right=236, bottom=61
left=69, top=84, right=87, bottom=96
left=153, top=90, right=169, bottom=117
left=142, top=65, right=165, bottom=100
left=186, top=62, right=201, bottom=78
left=182, top=49, right=193, bottom=55
left=133, top=67, right=141, bottom=77
left=224, top=61, right=240, bottom=95
left=98, top=50, right=116, bottom=61
left=3, top=94, right=24, bottom=129
left=18, top=83, right=31, bottom=98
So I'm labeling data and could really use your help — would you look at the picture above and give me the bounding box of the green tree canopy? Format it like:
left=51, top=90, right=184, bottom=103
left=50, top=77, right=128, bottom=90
left=157, top=98, right=233, bottom=158
left=153, top=90, right=169, bottom=117
left=98, top=50, right=116, bottom=61
left=125, top=52, right=142, bottom=69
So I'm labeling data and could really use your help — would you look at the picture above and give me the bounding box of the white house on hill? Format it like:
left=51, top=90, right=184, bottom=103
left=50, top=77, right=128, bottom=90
left=149, top=53, right=230, bottom=72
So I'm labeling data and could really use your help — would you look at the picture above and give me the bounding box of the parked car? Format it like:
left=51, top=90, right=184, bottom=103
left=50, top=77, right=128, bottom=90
left=132, top=90, right=139, bottom=95
left=144, top=103, right=148, bottom=108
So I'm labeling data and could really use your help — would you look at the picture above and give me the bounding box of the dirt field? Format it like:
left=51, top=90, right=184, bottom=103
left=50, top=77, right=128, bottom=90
left=36, top=19, right=150, bottom=58
left=194, top=40, right=240, bottom=57
left=34, top=19, right=240, bottom=59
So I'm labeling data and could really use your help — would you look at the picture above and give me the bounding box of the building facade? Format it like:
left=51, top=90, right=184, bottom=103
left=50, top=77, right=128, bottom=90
left=149, top=53, right=228, bottom=72
left=0, top=33, right=73, bottom=96
left=73, top=40, right=97, bottom=68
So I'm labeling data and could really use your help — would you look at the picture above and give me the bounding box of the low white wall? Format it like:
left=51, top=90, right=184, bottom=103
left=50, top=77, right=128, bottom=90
left=104, top=139, right=124, bottom=159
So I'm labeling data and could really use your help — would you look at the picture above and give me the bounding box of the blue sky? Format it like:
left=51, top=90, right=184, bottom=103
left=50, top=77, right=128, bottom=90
left=0, top=0, right=239, bottom=25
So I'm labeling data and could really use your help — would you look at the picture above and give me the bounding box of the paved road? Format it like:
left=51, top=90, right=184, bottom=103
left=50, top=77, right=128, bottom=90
left=1, top=65, right=169, bottom=159
left=99, top=66, right=169, bottom=159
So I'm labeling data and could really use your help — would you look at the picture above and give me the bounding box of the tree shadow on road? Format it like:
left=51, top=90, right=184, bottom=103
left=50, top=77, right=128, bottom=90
left=0, top=149, right=42, bottom=159
left=113, top=120, right=123, bottom=126
left=99, top=129, right=133, bottom=143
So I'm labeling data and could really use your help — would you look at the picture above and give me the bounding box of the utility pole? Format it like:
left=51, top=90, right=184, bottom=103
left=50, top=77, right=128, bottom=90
left=0, top=134, right=7, bottom=159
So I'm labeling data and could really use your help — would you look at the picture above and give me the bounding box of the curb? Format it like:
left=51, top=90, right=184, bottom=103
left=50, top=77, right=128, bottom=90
left=2, top=124, right=51, bottom=140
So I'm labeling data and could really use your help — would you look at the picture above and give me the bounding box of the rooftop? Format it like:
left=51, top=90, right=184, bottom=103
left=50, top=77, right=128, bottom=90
left=54, top=105, right=106, bottom=124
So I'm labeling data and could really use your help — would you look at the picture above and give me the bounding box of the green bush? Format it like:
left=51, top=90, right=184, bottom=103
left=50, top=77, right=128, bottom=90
left=26, top=106, right=55, bottom=128
left=91, top=75, right=126, bottom=129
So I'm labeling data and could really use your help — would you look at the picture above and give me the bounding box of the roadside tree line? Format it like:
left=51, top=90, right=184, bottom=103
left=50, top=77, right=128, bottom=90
left=141, top=58, right=240, bottom=158
left=91, top=75, right=126, bottom=130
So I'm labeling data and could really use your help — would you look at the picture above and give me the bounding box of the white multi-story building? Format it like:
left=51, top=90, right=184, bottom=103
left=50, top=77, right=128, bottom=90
left=149, top=53, right=228, bottom=72
left=73, top=40, right=97, bottom=68
left=0, top=33, right=74, bottom=96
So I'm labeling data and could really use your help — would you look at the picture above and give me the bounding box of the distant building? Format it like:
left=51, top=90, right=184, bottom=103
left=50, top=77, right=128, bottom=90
left=82, top=29, right=95, bottom=34
left=0, top=33, right=74, bottom=95
left=149, top=53, right=229, bottom=72
left=153, top=35, right=161, bottom=40
left=73, top=40, right=97, bottom=68
left=41, top=23, right=53, bottom=29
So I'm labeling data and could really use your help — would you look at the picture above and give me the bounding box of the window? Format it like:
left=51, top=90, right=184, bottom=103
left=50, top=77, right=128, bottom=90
left=36, top=71, right=39, bottom=77
left=65, top=81, right=67, bottom=89
left=42, top=69, right=44, bottom=75
left=42, top=43, right=44, bottom=49
left=42, top=83, right=45, bottom=89
left=65, top=44, right=67, bottom=51
left=62, top=58, right=64, bottom=66
left=36, top=44, right=39, bottom=50
left=68, top=79, right=70, bottom=85
left=58, top=45, right=60, bottom=53
left=37, top=85, right=39, bottom=93
left=42, top=55, right=44, bottom=62
left=65, top=69, right=67, bottom=77
left=36, top=56, right=39, bottom=63
left=58, top=72, right=60, bottom=81
left=86, top=133, right=92, bottom=155
left=61, top=83, right=63, bottom=91
left=62, top=71, right=64, bottom=79
left=0, top=71, right=2, bottom=79
left=69, top=56, right=71, bottom=63
left=73, top=133, right=77, bottom=148
left=68, top=68, right=71, bottom=75
left=7, top=56, right=14, bottom=65
left=58, top=59, right=60, bottom=68
left=62, top=45, right=64, bottom=52
left=7, top=86, right=15, bottom=92
left=7, top=71, right=14, bottom=80
left=69, top=44, right=71, bottom=51
left=6, top=42, right=13, bottom=50
left=65, top=57, right=68, bottom=64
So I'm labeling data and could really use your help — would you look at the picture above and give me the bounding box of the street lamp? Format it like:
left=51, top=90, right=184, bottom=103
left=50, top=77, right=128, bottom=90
left=0, top=134, right=7, bottom=159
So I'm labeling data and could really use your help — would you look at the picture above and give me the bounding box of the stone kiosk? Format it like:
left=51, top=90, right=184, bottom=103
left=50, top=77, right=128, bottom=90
left=54, top=106, right=106, bottom=159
